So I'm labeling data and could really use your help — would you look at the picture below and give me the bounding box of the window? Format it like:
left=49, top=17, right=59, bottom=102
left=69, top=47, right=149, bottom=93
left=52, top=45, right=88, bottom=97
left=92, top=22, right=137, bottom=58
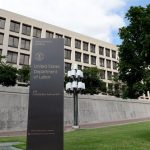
left=91, top=56, right=96, bottom=65
left=64, top=49, right=71, bottom=60
left=10, top=21, right=20, bottom=33
left=75, top=52, right=81, bottom=62
left=99, top=58, right=105, bottom=67
left=19, top=53, right=29, bottom=65
left=83, top=54, right=89, bottom=64
left=33, top=27, right=41, bottom=38
left=90, top=44, right=95, bottom=53
left=0, top=33, right=4, bottom=45
left=99, top=46, right=104, bottom=55
left=106, top=48, right=110, bottom=57
left=83, top=42, right=88, bottom=51
left=21, top=38, right=30, bottom=50
left=65, top=62, right=71, bottom=73
left=7, top=51, right=18, bottom=64
left=112, top=50, right=116, bottom=59
left=113, top=61, right=117, bottom=70
left=55, top=33, right=63, bottom=38
left=75, top=39, right=81, bottom=49
left=8, top=35, right=19, bottom=48
left=78, top=65, right=82, bottom=70
left=100, top=70, right=105, bottom=79
left=64, top=36, right=71, bottom=46
left=106, top=59, right=111, bottom=68
left=0, top=17, right=5, bottom=29
left=22, top=24, right=31, bottom=36
left=46, top=31, right=54, bottom=38
left=107, top=71, right=112, bottom=80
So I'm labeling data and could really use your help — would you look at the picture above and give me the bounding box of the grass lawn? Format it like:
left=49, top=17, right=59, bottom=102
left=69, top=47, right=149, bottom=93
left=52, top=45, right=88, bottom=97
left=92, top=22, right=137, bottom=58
left=1, top=121, right=150, bottom=150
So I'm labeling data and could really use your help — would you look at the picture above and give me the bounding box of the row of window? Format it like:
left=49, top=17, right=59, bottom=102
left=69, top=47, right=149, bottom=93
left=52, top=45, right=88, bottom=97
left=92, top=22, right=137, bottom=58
left=65, top=49, right=96, bottom=65
left=75, top=40, right=117, bottom=58
left=0, top=17, right=71, bottom=46
left=64, top=46, right=116, bottom=58
left=0, top=17, right=117, bottom=58
left=6, top=51, right=29, bottom=65
left=75, top=40, right=95, bottom=53
left=100, top=47, right=116, bottom=58
left=0, top=49, right=117, bottom=71
left=0, top=33, right=30, bottom=50
left=100, top=70, right=118, bottom=80
left=0, top=33, right=118, bottom=67
left=65, top=63, right=81, bottom=72
left=65, top=49, right=118, bottom=69
left=47, top=33, right=116, bottom=58
left=0, top=48, right=117, bottom=81
left=100, top=58, right=118, bottom=70
left=0, top=17, right=41, bottom=38
left=65, top=62, right=117, bottom=80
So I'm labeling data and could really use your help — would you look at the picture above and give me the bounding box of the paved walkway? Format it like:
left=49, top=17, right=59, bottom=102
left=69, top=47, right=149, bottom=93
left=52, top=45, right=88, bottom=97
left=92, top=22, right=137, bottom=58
left=0, top=118, right=150, bottom=137
left=79, top=117, right=150, bottom=129
left=0, top=142, right=21, bottom=150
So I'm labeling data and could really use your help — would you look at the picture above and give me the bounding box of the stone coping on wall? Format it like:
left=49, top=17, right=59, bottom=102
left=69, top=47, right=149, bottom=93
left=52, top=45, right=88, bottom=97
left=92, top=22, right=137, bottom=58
left=0, top=86, right=29, bottom=94
left=0, top=86, right=150, bottom=104
left=65, top=93, right=150, bottom=104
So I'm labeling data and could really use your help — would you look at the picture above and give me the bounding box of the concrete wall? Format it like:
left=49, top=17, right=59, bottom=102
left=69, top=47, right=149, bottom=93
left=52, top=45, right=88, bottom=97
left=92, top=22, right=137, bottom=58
left=1, top=86, right=150, bottom=131
left=0, top=86, right=28, bottom=132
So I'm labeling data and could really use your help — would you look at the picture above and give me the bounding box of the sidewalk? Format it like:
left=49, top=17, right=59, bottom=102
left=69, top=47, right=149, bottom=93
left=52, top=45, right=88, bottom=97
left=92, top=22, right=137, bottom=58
left=0, top=117, right=150, bottom=137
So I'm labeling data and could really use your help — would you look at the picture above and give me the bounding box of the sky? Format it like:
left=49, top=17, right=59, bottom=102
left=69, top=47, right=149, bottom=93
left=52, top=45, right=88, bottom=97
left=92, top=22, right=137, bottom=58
left=0, top=0, right=149, bottom=45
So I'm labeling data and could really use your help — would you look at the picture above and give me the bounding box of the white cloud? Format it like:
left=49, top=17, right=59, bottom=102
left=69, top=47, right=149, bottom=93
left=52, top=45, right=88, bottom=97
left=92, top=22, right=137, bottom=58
left=0, top=0, right=126, bottom=43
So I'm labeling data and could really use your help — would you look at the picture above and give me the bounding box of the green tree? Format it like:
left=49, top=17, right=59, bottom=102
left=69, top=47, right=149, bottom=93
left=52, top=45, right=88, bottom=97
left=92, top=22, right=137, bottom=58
left=112, top=74, right=122, bottom=97
left=83, top=67, right=106, bottom=95
left=0, top=55, right=17, bottom=86
left=143, top=70, right=150, bottom=93
left=118, top=4, right=150, bottom=98
left=18, top=65, right=30, bottom=83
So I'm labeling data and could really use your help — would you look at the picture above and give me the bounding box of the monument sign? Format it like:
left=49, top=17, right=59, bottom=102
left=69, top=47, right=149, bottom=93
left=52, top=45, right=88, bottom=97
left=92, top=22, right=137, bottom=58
left=26, top=38, right=64, bottom=150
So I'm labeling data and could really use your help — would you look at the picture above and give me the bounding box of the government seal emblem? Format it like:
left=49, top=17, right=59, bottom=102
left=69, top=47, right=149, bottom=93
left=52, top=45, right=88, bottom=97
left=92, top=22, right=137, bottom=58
left=34, top=51, right=45, bottom=61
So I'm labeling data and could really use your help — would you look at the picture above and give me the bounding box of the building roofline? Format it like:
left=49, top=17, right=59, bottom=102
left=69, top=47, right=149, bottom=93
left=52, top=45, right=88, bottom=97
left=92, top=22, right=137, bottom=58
left=0, top=8, right=117, bottom=49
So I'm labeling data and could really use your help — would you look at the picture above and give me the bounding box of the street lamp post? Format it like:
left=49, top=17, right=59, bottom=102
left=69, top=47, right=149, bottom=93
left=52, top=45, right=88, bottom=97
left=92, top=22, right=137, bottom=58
left=66, top=64, right=85, bottom=128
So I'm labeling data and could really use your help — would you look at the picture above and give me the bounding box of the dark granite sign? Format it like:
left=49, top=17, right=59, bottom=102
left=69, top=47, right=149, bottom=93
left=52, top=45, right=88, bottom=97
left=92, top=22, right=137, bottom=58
left=26, top=38, right=64, bottom=150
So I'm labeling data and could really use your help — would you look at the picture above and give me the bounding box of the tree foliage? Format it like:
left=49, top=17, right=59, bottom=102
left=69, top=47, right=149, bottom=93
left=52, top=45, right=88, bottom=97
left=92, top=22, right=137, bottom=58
left=18, top=65, right=30, bottom=83
left=83, top=67, right=106, bottom=95
left=118, top=4, right=150, bottom=98
left=0, top=56, right=17, bottom=86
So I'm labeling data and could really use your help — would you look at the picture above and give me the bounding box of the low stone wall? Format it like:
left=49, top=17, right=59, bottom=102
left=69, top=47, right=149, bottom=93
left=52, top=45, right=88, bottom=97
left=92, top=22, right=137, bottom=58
left=0, top=86, right=28, bottom=132
left=0, top=86, right=150, bottom=131
left=78, top=95, right=150, bottom=124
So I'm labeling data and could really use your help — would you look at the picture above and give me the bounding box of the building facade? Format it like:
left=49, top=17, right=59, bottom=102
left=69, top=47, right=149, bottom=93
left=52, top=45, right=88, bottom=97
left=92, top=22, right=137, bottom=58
left=0, top=9, right=118, bottom=88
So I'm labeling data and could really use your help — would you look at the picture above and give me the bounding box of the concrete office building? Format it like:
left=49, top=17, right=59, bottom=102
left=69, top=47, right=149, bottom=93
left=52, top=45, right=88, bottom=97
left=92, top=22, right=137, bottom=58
left=0, top=9, right=118, bottom=88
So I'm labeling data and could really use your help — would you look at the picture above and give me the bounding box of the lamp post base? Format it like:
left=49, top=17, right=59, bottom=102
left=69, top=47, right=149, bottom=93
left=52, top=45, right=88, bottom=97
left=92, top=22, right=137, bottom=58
left=72, top=125, right=80, bottom=129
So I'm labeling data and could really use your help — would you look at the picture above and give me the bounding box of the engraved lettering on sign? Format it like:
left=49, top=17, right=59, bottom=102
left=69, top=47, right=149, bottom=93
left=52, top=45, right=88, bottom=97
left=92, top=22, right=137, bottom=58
left=28, top=129, right=55, bottom=136
left=32, top=90, right=60, bottom=96
left=33, top=64, right=60, bottom=80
